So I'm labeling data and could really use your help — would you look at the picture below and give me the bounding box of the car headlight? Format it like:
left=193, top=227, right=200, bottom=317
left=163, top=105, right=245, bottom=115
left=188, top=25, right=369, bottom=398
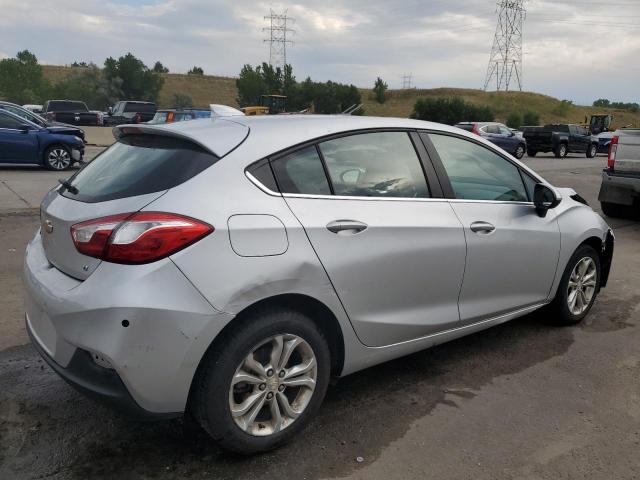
left=73, top=136, right=83, bottom=144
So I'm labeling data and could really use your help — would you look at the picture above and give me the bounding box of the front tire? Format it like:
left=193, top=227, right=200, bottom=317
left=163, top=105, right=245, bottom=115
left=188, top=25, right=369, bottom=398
left=549, top=245, right=600, bottom=325
left=192, top=308, right=331, bottom=454
left=514, top=144, right=526, bottom=159
left=44, top=145, right=72, bottom=170
left=587, top=143, right=597, bottom=158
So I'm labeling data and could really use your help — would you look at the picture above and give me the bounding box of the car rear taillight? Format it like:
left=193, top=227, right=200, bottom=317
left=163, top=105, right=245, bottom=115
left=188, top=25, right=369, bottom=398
left=71, top=212, right=213, bottom=264
left=608, top=135, right=619, bottom=169
left=471, top=123, right=480, bottom=135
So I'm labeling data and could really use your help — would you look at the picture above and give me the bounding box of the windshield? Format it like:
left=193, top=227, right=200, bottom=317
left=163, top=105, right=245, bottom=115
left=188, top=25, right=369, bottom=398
left=48, top=101, right=89, bottom=112
left=2, top=104, right=48, bottom=127
left=61, top=135, right=218, bottom=203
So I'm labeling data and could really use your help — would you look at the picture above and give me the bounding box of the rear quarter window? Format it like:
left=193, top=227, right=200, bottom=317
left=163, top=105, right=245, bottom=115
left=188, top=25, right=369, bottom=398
left=61, top=135, right=218, bottom=203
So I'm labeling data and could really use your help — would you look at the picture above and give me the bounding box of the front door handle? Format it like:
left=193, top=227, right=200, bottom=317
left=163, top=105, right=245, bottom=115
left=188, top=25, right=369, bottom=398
left=326, top=220, right=368, bottom=235
left=470, top=221, right=496, bottom=234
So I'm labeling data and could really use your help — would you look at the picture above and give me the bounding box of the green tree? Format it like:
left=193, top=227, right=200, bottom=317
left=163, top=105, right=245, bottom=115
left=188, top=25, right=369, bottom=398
left=153, top=61, right=169, bottom=73
left=0, top=50, right=50, bottom=104
left=236, top=64, right=266, bottom=106
left=411, top=97, right=494, bottom=125
left=103, top=53, right=163, bottom=102
left=373, top=77, right=388, bottom=104
left=188, top=66, right=204, bottom=75
left=522, top=110, right=540, bottom=126
left=171, top=93, right=193, bottom=109
left=506, top=111, right=523, bottom=129
left=53, top=64, right=122, bottom=110
left=593, top=98, right=610, bottom=107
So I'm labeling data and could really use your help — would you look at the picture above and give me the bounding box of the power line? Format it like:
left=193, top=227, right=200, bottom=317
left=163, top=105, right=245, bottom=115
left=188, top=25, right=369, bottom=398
left=263, top=9, right=295, bottom=68
left=484, top=0, right=527, bottom=92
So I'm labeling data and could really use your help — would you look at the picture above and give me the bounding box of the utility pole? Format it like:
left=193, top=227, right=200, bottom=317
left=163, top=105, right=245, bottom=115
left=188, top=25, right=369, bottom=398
left=263, top=9, right=295, bottom=68
left=483, top=0, right=526, bottom=92
left=401, top=73, right=413, bottom=89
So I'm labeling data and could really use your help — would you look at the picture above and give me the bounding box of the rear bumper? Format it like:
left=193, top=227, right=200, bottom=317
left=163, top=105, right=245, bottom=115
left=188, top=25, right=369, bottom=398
left=598, top=170, right=640, bottom=206
left=27, top=318, right=178, bottom=420
left=23, top=231, right=235, bottom=414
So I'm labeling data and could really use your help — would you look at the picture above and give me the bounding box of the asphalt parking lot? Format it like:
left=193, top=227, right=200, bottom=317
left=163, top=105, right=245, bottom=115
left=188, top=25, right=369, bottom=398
left=1, top=152, right=639, bottom=479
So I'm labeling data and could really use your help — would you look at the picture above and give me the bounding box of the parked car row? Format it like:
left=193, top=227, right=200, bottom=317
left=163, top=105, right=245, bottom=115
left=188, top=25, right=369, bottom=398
left=455, top=122, right=527, bottom=159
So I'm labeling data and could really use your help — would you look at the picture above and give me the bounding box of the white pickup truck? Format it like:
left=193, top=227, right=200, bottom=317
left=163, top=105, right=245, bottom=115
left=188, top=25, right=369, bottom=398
left=599, top=128, right=640, bottom=218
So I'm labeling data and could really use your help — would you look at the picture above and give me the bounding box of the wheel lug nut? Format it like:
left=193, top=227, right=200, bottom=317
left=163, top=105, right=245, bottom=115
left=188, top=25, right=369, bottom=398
left=266, top=392, right=274, bottom=399
left=266, top=369, right=274, bottom=377
left=278, top=370, right=285, bottom=378
left=278, top=385, right=285, bottom=392
left=259, top=383, right=266, bottom=391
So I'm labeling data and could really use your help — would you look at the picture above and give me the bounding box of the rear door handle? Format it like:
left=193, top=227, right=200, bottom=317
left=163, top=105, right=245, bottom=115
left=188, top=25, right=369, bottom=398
left=470, top=221, right=496, bottom=234
left=326, top=220, right=368, bottom=235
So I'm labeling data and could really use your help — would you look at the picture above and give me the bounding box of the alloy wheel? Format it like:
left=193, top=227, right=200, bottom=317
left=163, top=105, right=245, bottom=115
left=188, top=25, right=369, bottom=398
left=567, top=257, right=597, bottom=315
left=229, top=334, right=317, bottom=436
left=47, top=148, right=71, bottom=170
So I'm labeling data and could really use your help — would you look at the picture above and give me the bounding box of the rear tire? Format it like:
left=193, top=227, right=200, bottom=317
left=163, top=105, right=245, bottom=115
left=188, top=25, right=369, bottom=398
left=548, top=245, right=600, bottom=325
left=554, top=143, right=568, bottom=158
left=191, top=308, right=331, bottom=454
left=586, top=143, right=597, bottom=158
left=43, top=145, right=72, bottom=171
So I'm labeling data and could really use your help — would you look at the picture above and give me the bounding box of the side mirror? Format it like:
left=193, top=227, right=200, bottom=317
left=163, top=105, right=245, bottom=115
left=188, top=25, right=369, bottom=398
left=533, top=183, right=561, bottom=217
left=18, top=124, right=31, bottom=134
left=510, top=131, right=516, bottom=137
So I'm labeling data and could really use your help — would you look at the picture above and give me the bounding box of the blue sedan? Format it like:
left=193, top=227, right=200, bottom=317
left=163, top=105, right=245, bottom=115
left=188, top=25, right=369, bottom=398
left=0, top=110, right=84, bottom=170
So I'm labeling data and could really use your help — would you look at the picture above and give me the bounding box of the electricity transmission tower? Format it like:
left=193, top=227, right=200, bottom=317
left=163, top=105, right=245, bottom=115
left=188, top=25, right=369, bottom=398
left=401, top=73, right=413, bottom=89
left=483, top=0, right=526, bottom=92
left=263, top=9, right=295, bottom=68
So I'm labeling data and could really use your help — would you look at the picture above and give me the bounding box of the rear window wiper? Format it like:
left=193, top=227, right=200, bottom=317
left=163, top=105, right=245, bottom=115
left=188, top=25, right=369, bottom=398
left=58, top=179, right=79, bottom=195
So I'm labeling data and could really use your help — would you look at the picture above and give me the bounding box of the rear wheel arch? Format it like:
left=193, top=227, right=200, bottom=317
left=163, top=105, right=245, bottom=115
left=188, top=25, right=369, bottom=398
left=188, top=294, right=345, bottom=404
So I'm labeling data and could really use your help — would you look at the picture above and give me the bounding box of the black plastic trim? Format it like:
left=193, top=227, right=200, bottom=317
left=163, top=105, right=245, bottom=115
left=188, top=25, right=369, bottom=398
left=27, top=320, right=181, bottom=421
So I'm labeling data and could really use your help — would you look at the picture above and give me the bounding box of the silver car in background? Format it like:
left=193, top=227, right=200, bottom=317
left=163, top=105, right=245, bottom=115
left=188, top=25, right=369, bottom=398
left=24, top=114, right=614, bottom=454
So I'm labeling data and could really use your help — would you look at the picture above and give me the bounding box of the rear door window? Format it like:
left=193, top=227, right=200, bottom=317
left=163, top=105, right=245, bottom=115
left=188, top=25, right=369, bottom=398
left=61, top=135, right=218, bottom=203
left=271, top=146, right=331, bottom=195
left=318, top=131, right=429, bottom=198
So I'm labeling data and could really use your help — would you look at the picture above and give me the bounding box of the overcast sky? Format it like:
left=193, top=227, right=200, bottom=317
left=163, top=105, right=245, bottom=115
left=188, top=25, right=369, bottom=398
left=1, top=0, right=638, bottom=105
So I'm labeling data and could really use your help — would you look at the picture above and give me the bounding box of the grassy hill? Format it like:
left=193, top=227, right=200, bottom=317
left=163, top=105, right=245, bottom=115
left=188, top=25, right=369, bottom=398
left=42, top=65, right=638, bottom=128
left=361, top=87, right=640, bottom=129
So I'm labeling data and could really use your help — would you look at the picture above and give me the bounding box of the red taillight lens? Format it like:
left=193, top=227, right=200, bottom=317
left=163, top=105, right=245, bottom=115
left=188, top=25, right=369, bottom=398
left=71, top=212, right=213, bottom=264
left=608, top=135, right=619, bottom=169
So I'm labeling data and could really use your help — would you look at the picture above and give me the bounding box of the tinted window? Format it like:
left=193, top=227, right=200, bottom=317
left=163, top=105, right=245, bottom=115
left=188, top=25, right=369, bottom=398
left=47, top=101, right=88, bottom=112
left=485, top=125, right=500, bottom=134
left=430, top=134, right=528, bottom=202
left=271, top=146, right=331, bottom=195
left=247, top=159, right=278, bottom=192
left=124, top=103, right=156, bottom=113
left=0, top=112, right=25, bottom=129
left=455, top=124, right=474, bottom=132
left=61, top=135, right=218, bottom=203
left=319, top=131, right=429, bottom=198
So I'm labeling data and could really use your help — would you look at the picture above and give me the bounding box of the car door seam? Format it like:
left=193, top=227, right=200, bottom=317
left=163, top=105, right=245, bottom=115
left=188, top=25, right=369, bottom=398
left=446, top=201, right=468, bottom=323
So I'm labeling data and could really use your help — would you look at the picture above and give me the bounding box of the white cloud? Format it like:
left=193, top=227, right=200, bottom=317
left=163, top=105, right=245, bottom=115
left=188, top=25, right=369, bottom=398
left=0, top=0, right=638, bottom=103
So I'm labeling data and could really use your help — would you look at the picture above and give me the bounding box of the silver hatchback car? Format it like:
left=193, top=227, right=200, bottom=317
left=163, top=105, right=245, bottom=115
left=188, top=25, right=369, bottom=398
left=24, top=114, right=614, bottom=453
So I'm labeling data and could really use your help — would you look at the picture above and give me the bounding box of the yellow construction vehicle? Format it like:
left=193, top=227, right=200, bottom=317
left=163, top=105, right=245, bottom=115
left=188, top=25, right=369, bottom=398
left=242, top=95, right=287, bottom=116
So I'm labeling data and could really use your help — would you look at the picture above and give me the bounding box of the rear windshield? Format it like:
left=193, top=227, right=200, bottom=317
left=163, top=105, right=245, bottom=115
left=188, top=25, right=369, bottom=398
left=47, top=101, right=88, bottom=112
left=454, top=124, right=474, bottom=132
left=61, top=135, right=218, bottom=203
left=124, top=103, right=156, bottom=113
